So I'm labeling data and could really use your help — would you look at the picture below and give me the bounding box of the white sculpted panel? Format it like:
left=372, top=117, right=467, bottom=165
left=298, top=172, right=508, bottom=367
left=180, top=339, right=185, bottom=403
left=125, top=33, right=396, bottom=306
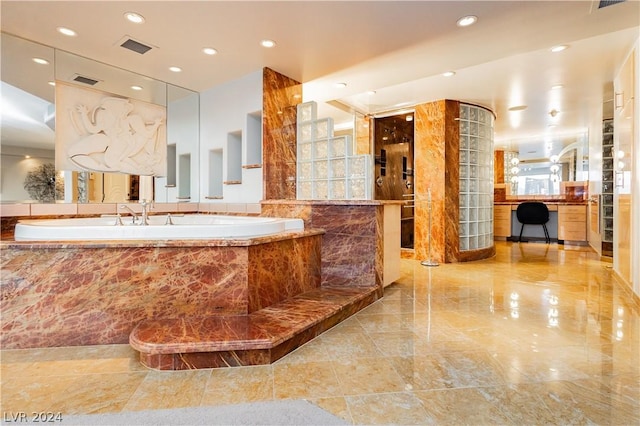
left=55, top=82, right=167, bottom=176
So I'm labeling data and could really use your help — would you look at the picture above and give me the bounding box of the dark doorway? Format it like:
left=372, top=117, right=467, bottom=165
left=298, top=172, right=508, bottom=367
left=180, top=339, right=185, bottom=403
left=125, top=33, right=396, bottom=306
left=373, top=113, right=415, bottom=249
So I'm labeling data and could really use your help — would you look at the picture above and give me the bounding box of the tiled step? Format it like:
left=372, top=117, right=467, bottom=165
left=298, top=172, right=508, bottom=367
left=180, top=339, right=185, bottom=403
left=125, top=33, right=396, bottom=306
left=129, top=286, right=380, bottom=370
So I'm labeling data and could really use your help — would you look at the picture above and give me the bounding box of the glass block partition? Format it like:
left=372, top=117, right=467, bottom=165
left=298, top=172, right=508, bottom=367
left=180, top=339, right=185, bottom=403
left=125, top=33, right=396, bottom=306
left=459, top=103, right=494, bottom=251
left=297, top=101, right=371, bottom=200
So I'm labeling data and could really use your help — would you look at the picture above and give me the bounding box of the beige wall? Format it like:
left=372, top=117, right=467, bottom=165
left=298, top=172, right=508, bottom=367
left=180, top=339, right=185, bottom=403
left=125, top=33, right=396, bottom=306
left=613, top=40, right=639, bottom=297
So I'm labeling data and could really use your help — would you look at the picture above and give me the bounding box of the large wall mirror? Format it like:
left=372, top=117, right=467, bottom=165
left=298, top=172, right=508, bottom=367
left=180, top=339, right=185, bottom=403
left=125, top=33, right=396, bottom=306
left=1, top=33, right=199, bottom=204
left=503, top=133, right=588, bottom=196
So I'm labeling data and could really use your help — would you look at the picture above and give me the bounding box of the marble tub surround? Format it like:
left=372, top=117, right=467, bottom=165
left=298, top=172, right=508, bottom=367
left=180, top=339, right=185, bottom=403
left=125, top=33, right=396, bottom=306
left=261, top=200, right=400, bottom=290
left=2, top=242, right=637, bottom=424
left=0, top=230, right=322, bottom=349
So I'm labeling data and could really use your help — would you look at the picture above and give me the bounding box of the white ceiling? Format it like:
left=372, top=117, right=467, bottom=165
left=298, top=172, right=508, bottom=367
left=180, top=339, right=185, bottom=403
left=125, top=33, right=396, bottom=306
left=1, top=0, right=639, bottom=158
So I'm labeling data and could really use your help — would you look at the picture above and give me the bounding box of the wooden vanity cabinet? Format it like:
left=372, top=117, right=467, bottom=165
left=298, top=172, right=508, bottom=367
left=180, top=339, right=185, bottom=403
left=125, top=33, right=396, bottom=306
left=494, top=204, right=512, bottom=238
left=558, top=205, right=587, bottom=242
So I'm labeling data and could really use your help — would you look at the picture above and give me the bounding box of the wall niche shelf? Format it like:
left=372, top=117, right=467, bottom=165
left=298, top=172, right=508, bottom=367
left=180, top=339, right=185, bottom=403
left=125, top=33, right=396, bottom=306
left=601, top=118, right=614, bottom=249
left=178, top=153, right=191, bottom=200
left=166, top=144, right=177, bottom=187
left=227, top=130, right=243, bottom=183
left=223, top=180, right=242, bottom=185
left=242, top=164, right=262, bottom=169
left=245, top=111, right=262, bottom=166
left=208, top=149, right=223, bottom=199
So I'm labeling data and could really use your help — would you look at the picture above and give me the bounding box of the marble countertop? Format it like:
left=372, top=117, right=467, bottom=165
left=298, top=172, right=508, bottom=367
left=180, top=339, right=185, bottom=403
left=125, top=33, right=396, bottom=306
left=1, top=229, right=325, bottom=250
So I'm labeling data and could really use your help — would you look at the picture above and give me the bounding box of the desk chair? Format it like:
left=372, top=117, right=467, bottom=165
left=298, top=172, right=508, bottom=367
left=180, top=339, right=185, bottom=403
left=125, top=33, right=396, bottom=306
left=516, top=202, right=550, bottom=243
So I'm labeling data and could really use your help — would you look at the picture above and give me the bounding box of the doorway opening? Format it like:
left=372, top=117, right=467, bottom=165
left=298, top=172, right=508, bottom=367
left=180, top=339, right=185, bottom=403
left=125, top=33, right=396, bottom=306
left=373, top=113, right=415, bottom=249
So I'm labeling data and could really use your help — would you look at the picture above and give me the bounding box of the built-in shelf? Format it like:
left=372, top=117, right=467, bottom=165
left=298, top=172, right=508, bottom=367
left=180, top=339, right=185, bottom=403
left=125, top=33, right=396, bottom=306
left=164, top=184, right=176, bottom=188
left=242, top=164, right=262, bottom=169
left=166, top=144, right=177, bottom=187
left=205, top=196, right=223, bottom=200
left=223, top=180, right=242, bottom=185
left=178, top=153, right=191, bottom=200
left=227, top=130, right=242, bottom=183
left=245, top=111, right=262, bottom=166
left=602, top=118, right=614, bottom=245
left=208, top=149, right=223, bottom=199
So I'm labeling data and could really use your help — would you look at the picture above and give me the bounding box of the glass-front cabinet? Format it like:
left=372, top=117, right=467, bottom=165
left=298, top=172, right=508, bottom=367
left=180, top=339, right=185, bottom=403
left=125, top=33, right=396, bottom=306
left=459, top=103, right=494, bottom=251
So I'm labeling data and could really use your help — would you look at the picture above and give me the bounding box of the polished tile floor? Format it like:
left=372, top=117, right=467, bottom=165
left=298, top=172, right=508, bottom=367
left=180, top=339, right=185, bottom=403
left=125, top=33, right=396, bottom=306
left=2, top=241, right=639, bottom=425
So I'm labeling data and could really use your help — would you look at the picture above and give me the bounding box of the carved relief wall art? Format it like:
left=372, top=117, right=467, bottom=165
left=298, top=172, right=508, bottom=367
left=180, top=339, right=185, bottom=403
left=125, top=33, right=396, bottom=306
left=55, top=82, right=167, bottom=176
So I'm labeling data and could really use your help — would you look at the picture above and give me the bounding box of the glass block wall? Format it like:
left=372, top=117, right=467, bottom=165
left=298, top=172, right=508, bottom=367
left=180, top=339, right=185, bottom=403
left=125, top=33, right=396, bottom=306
left=459, top=103, right=494, bottom=251
left=296, top=101, right=371, bottom=200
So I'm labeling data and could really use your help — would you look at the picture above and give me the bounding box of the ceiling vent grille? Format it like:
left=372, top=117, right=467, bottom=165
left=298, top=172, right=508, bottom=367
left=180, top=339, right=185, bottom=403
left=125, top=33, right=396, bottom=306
left=598, top=0, right=625, bottom=8
left=72, top=74, right=100, bottom=86
left=120, top=37, right=153, bottom=54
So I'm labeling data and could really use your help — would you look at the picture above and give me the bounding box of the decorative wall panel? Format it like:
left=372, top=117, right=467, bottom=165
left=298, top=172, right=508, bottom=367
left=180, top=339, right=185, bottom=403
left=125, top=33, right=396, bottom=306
left=55, top=82, right=166, bottom=176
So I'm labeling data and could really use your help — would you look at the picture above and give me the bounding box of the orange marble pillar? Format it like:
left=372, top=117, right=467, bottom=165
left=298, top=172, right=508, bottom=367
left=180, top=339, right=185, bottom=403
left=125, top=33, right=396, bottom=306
left=262, top=67, right=302, bottom=200
left=494, top=150, right=505, bottom=184
left=413, top=100, right=460, bottom=263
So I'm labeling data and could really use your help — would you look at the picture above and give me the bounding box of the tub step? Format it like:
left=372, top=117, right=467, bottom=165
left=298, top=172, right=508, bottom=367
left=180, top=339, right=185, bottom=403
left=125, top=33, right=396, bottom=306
left=129, top=286, right=380, bottom=370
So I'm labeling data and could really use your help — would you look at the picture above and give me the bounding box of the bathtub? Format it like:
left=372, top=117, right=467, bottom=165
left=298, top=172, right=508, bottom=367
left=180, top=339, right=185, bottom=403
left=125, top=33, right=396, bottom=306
left=14, top=214, right=304, bottom=241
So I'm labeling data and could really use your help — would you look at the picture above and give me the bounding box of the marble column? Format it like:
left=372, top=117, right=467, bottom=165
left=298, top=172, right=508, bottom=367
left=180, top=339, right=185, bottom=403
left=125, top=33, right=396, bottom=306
left=413, top=100, right=460, bottom=263
left=262, top=67, right=302, bottom=200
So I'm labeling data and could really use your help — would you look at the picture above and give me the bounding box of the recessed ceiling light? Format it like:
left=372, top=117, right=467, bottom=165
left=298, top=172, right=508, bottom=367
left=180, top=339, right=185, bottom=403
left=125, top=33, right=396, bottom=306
left=550, top=45, right=568, bottom=53
left=260, top=39, right=276, bottom=48
left=335, top=82, right=347, bottom=88
left=169, top=66, right=182, bottom=73
left=366, top=90, right=376, bottom=95
left=48, top=81, right=56, bottom=86
left=32, top=57, right=49, bottom=65
left=508, top=105, right=527, bottom=112
left=57, top=27, right=77, bottom=36
left=551, top=84, right=564, bottom=90
left=131, top=85, right=143, bottom=91
left=442, top=71, right=456, bottom=77
left=202, top=47, right=218, bottom=55
left=456, top=15, right=477, bottom=27
left=124, top=12, right=145, bottom=24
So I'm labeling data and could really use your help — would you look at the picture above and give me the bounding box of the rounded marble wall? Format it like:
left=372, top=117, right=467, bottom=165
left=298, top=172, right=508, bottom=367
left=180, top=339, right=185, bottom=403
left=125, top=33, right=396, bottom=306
left=459, top=103, right=494, bottom=252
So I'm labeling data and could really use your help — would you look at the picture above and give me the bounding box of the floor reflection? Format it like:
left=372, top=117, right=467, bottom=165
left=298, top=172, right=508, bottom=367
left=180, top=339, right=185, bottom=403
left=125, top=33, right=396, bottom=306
left=1, top=241, right=638, bottom=424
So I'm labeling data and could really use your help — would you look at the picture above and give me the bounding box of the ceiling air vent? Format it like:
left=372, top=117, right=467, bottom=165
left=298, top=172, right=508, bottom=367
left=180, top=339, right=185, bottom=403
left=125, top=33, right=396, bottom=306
left=598, top=0, right=625, bottom=8
left=72, top=74, right=100, bottom=86
left=120, top=37, right=153, bottom=54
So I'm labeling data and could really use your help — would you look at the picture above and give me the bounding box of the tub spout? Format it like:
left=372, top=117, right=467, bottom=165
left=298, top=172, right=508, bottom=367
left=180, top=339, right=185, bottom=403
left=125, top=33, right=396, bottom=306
left=119, top=205, right=139, bottom=224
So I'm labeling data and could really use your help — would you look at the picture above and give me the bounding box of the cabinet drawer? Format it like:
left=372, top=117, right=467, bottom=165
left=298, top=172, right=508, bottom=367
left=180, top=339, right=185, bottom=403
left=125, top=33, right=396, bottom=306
left=494, top=206, right=511, bottom=220
left=559, top=221, right=586, bottom=241
left=559, top=205, right=586, bottom=216
left=561, top=213, right=586, bottom=222
left=494, top=220, right=511, bottom=237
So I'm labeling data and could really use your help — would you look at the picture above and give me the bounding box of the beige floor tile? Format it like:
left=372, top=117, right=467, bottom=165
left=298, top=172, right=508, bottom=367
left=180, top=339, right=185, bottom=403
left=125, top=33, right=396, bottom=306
left=273, top=361, right=341, bottom=399
left=201, top=365, right=273, bottom=405
left=310, top=396, right=353, bottom=424
left=47, top=372, right=148, bottom=414
left=318, top=330, right=382, bottom=359
left=123, top=369, right=210, bottom=411
left=347, top=392, right=433, bottom=425
left=332, top=358, right=407, bottom=395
